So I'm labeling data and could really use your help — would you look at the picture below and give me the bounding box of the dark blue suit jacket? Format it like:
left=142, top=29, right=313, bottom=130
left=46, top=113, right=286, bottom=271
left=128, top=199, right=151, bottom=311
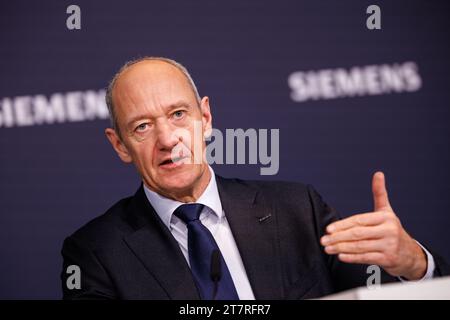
left=61, top=175, right=450, bottom=299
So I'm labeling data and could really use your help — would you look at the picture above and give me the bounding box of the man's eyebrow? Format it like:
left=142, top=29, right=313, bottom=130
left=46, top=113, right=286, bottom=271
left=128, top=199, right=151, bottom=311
left=127, top=114, right=149, bottom=128
left=126, top=101, right=193, bottom=127
left=165, top=101, right=192, bottom=111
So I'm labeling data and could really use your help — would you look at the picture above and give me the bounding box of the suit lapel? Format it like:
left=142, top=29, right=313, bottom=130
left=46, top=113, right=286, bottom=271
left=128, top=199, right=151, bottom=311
left=122, top=176, right=285, bottom=300
left=123, top=186, right=200, bottom=299
left=216, top=175, right=284, bottom=299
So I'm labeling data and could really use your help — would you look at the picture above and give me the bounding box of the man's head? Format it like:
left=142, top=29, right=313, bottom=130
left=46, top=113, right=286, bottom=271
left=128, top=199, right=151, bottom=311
left=105, top=57, right=212, bottom=201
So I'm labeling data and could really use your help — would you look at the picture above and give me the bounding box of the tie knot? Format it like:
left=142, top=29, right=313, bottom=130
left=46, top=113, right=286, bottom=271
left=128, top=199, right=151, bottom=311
left=173, top=203, right=205, bottom=224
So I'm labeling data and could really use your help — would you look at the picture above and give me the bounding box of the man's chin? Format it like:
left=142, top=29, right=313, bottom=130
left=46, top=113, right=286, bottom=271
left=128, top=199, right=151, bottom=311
left=156, top=168, right=198, bottom=192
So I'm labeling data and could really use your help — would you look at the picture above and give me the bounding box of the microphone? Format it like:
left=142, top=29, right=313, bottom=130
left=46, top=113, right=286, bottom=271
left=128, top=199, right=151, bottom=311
left=210, top=249, right=221, bottom=300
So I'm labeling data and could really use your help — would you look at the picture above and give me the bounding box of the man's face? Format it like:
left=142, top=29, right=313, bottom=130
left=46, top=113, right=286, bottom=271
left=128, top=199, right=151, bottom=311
left=106, top=61, right=212, bottom=199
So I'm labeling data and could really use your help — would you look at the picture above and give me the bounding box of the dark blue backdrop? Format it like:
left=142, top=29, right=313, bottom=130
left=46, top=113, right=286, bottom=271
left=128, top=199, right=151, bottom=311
left=1, top=0, right=449, bottom=299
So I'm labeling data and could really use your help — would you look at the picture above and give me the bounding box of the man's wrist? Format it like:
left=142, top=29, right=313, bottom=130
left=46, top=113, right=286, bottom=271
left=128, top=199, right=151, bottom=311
left=402, top=240, right=427, bottom=280
left=398, top=240, right=436, bottom=283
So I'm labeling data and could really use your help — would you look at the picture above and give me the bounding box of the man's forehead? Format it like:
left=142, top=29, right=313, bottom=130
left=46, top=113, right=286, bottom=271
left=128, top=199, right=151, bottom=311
left=114, top=61, right=195, bottom=101
left=112, top=60, right=197, bottom=119
left=117, top=60, right=187, bottom=88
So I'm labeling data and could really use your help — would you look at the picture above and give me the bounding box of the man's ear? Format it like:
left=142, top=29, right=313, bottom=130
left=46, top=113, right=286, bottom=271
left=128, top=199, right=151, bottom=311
left=105, top=128, right=133, bottom=163
left=200, top=96, right=212, bottom=138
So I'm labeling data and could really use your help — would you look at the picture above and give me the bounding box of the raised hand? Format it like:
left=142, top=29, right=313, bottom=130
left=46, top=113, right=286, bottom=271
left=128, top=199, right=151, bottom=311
left=321, top=172, right=427, bottom=280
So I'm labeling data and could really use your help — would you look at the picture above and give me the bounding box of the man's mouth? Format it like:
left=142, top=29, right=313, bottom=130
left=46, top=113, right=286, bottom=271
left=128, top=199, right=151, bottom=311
left=159, top=156, right=189, bottom=168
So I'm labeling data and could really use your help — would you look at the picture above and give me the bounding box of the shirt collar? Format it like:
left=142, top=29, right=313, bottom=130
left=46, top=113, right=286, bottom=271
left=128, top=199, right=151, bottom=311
left=143, top=165, right=223, bottom=229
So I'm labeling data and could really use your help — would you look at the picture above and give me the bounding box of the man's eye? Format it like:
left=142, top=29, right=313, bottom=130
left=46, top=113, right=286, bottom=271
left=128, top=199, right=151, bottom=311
left=136, top=123, right=149, bottom=131
left=173, top=110, right=185, bottom=119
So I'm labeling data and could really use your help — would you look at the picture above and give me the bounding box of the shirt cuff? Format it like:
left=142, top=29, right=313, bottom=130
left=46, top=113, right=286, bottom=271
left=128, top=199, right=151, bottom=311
left=398, top=240, right=435, bottom=282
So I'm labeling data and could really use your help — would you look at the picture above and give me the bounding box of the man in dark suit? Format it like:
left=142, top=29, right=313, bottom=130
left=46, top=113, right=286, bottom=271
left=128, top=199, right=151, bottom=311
left=61, top=57, right=449, bottom=299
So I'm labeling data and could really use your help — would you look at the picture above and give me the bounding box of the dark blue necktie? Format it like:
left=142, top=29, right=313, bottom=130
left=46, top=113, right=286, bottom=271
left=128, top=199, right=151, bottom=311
left=173, top=203, right=239, bottom=300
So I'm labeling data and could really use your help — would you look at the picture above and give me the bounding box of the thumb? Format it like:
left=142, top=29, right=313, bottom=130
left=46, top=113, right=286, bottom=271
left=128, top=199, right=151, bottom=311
left=372, top=171, right=392, bottom=211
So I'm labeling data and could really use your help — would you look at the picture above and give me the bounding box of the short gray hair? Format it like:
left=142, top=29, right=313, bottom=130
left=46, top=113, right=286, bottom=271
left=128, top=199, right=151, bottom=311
left=105, top=56, right=201, bottom=138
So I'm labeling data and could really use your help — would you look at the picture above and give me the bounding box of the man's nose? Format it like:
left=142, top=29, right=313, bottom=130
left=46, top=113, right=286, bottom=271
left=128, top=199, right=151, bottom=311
left=155, top=121, right=179, bottom=151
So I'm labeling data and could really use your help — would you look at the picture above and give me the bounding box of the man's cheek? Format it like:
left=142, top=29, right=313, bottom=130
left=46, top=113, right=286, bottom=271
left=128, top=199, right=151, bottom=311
left=133, top=142, right=155, bottom=170
left=190, top=121, right=205, bottom=162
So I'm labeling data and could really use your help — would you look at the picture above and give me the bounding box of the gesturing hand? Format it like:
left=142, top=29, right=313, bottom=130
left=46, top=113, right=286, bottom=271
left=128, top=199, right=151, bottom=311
left=321, top=172, right=427, bottom=280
